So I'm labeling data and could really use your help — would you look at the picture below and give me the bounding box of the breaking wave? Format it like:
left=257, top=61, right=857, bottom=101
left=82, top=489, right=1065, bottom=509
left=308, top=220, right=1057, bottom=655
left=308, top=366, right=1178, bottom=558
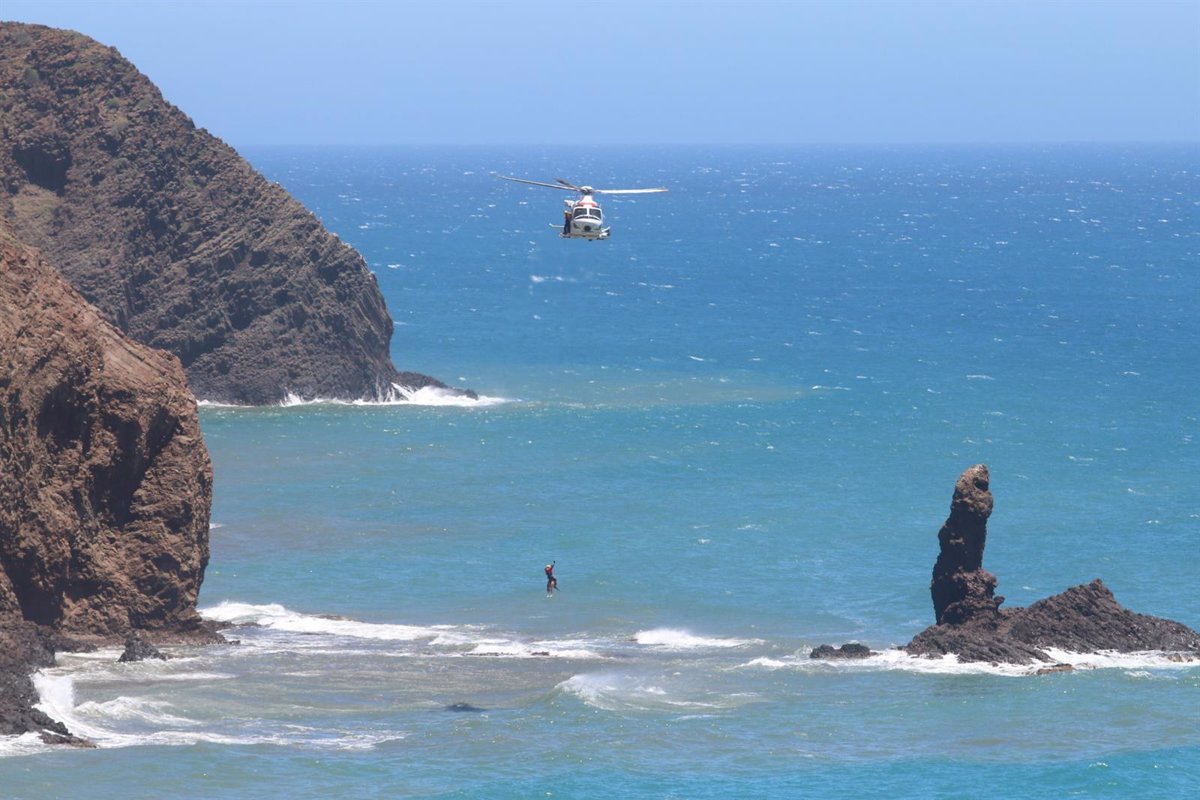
left=733, top=647, right=1200, bottom=677
left=200, top=601, right=604, bottom=660
left=22, top=670, right=406, bottom=753
left=201, top=601, right=447, bottom=641
left=279, top=383, right=508, bottom=407
left=632, top=628, right=762, bottom=650
left=556, top=671, right=760, bottom=713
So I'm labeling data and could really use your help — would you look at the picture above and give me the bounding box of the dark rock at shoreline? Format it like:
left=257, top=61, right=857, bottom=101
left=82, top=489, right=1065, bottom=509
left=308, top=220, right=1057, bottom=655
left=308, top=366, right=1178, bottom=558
left=810, top=643, right=874, bottom=659
left=1011, top=579, right=1200, bottom=654
left=0, top=22, right=463, bottom=404
left=118, top=631, right=167, bottom=663
left=0, top=618, right=79, bottom=742
left=905, top=465, right=1200, bottom=665
left=1, top=219, right=220, bottom=739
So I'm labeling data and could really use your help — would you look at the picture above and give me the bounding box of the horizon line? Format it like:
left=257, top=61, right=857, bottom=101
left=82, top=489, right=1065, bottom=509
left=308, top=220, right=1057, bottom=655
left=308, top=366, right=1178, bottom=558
left=230, top=140, right=1200, bottom=149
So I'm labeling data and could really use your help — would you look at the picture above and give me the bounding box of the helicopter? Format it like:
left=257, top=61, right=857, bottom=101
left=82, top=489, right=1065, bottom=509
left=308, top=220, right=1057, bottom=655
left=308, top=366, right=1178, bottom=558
left=493, top=174, right=667, bottom=240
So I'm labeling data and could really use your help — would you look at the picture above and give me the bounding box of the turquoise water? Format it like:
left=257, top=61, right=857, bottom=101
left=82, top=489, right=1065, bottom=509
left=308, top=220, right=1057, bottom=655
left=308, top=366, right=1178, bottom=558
left=2, top=145, right=1197, bottom=797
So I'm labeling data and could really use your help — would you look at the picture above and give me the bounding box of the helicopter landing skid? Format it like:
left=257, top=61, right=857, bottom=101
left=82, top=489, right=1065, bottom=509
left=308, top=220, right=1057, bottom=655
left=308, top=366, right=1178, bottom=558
left=553, top=225, right=611, bottom=240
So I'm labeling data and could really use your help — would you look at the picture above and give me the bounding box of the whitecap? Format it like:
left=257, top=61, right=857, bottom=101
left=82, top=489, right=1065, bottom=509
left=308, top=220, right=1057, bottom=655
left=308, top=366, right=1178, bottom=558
left=557, top=672, right=757, bottom=713
left=633, top=628, right=761, bottom=650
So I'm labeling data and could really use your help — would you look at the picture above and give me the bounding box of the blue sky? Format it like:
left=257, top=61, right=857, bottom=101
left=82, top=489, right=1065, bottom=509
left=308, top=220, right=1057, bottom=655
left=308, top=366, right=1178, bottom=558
left=4, top=0, right=1198, bottom=146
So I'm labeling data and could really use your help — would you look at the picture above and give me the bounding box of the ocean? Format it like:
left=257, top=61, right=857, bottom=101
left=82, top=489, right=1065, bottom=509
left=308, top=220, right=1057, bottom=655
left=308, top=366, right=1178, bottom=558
left=2, top=145, right=1197, bottom=797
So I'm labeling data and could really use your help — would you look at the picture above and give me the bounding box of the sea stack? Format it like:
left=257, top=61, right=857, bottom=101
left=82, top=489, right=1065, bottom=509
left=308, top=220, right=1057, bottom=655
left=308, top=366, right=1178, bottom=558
left=929, top=464, right=1002, bottom=625
left=906, top=465, right=1200, bottom=665
left=1, top=219, right=218, bottom=740
left=0, top=22, right=463, bottom=404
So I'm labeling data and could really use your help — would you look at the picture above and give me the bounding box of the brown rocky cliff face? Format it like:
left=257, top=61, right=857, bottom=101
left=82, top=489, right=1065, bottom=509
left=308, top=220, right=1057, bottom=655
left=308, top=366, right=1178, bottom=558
left=0, top=219, right=214, bottom=642
left=0, top=22, right=454, bottom=404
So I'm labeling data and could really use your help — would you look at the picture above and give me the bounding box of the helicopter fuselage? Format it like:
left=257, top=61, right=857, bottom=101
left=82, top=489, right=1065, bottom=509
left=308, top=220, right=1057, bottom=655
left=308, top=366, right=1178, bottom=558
left=562, top=196, right=610, bottom=240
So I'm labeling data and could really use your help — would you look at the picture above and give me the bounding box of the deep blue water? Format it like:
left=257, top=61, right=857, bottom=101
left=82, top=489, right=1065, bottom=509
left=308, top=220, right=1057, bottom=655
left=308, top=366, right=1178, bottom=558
left=2, top=145, right=1197, bottom=797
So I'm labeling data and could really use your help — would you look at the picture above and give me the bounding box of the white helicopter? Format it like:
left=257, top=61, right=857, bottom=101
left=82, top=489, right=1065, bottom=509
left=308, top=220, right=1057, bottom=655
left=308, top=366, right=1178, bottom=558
left=494, top=174, right=667, bottom=240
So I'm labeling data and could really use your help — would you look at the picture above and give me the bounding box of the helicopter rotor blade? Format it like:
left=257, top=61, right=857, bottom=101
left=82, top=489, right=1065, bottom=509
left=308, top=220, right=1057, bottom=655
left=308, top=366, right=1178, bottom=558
left=555, top=178, right=582, bottom=191
left=492, top=174, right=578, bottom=191
left=593, top=187, right=669, bottom=195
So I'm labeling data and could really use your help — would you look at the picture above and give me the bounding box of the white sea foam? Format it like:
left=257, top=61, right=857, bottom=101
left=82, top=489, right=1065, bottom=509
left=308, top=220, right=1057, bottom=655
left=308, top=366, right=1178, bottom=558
left=557, top=672, right=758, bottom=713
left=734, top=649, right=1030, bottom=677
left=0, top=732, right=47, bottom=757
left=75, top=696, right=195, bottom=726
left=734, top=647, right=1200, bottom=677
left=200, top=601, right=443, bottom=642
left=396, top=385, right=509, bottom=407
left=633, top=628, right=761, bottom=650
left=463, top=639, right=604, bottom=660
left=277, top=383, right=508, bottom=408
left=1039, top=648, right=1200, bottom=671
left=556, top=673, right=672, bottom=712
left=16, top=670, right=406, bottom=754
left=196, top=399, right=249, bottom=408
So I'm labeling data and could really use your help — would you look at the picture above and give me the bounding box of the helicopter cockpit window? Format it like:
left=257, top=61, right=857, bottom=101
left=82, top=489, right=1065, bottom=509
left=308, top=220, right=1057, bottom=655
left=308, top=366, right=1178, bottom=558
left=573, top=207, right=601, bottom=219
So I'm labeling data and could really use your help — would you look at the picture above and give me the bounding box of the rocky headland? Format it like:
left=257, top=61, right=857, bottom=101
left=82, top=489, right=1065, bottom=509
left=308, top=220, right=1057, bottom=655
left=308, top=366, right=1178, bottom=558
left=904, top=465, right=1200, bottom=665
left=1, top=219, right=219, bottom=741
left=0, top=22, right=463, bottom=405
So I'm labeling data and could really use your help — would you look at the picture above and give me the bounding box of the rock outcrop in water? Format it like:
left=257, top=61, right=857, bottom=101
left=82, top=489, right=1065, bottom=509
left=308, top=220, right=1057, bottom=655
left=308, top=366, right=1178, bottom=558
left=809, top=643, right=874, bottom=660
left=1, top=219, right=218, bottom=740
left=905, top=465, right=1200, bottom=664
left=0, top=22, right=461, bottom=404
left=118, top=630, right=167, bottom=663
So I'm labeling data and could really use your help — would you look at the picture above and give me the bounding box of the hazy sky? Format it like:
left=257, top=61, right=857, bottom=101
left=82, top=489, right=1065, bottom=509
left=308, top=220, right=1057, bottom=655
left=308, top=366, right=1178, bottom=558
left=5, top=0, right=1198, bottom=146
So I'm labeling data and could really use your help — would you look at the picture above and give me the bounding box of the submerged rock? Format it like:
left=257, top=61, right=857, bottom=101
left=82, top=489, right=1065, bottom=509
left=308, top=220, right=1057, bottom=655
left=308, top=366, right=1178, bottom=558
left=906, top=465, right=1200, bottom=665
left=0, top=22, right=464, bottom=404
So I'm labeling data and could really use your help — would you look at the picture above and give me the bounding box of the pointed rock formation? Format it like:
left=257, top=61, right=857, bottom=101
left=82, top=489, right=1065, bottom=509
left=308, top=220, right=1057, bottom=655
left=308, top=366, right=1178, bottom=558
left=929, top=464, right=1002, bottom=625
left=0, top=22, right=464, bottom=404
left=906, top=465, right=1200, bottom=665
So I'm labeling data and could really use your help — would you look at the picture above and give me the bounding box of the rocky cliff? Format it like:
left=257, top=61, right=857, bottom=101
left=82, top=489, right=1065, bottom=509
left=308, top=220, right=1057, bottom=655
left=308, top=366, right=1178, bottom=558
left=1, top=218, right=218, bottom=739
left=0, top=22, right=454, bottom=404
left=906, top=465, right=1200, bottom=664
